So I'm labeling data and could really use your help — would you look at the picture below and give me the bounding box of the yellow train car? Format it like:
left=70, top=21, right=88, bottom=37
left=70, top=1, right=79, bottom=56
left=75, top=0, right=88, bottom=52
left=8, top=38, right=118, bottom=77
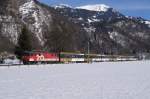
left=60, top=52, right=85, bottom=63
left=59, top=52, right=138, bottom=63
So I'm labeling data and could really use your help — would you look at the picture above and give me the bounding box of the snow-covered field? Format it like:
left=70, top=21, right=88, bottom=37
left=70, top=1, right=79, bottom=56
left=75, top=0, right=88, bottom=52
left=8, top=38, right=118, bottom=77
left=0, top=61, right=150, bottom=99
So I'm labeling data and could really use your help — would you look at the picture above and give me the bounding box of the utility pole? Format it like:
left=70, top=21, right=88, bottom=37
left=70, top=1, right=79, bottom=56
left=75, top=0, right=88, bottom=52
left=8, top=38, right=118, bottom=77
left=88, top=41, right=90, bottom=55
left=87, top=41, right=90, bottom=63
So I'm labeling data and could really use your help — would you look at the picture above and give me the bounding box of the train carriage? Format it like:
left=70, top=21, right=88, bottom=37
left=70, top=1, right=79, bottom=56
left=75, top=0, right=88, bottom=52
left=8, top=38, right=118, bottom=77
left=60, top=52, right=85, bottom=63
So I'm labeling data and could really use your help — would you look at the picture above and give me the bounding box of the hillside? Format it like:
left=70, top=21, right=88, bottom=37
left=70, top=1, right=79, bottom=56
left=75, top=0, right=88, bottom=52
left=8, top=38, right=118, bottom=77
left=0, top=0, right=150, bottom=55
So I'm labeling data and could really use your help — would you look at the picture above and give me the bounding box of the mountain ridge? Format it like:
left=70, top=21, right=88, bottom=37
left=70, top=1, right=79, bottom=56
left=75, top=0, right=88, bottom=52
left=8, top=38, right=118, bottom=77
left=0, top=0, right=150, bottom=55
left=76, top=4, right=110, bottom=12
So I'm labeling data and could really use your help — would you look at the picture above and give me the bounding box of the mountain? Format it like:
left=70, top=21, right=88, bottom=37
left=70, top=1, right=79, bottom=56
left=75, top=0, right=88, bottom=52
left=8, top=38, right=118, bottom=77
left=54, top=4, right=150, bottom=54
left=0, top=0, right=82, bottom=53
left=0, top=0, right=150, bottom=55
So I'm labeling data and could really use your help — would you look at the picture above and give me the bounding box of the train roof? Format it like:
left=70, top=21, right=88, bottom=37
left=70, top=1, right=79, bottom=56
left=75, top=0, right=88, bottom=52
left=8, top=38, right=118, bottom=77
left=23, top=51, right=56, bottom=54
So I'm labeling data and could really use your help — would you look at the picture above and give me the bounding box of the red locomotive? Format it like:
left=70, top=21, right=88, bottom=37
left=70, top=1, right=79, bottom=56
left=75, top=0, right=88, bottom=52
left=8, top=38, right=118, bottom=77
left=22, top=51, right=59, bottom=64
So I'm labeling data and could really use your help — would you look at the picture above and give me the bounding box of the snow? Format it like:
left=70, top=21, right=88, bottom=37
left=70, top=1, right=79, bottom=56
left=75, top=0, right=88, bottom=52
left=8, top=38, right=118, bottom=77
left=78, top=17, right=83, bottom=21
left=145, top=21, right=150, bottom=25
left=54, top=4, right=72, bottom=9
left=92, top=18, right=101, bottom=22
left=19, top=0, right=52, bottom=45
left=19, top=0, right=35, bottom=15
left=93, top=15, right=96, bottom=18
left=144, top=21, right=150, bottom=27
left=108, top=31, right=127, bottom=47
left=87, top=19, right=93, bottom=23
left=126, top=16, right=133, bottom=19
left=76, top=4, right=110, bottom=12
left=84, top=27, right=96, bottom=33
left=3, top=59, right=21, bottom=65
left=0, top=61, right=150, bottom=99
left=87, top=18, right=100, bottom=23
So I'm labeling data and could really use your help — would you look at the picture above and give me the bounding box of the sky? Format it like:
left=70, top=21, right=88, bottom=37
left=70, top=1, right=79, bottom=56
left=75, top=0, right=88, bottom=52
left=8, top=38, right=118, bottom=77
left=38, top=0, right=150, bottom=20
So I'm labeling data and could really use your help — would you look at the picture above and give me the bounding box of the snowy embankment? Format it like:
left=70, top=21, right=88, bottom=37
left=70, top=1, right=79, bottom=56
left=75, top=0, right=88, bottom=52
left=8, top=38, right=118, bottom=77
left=0, top=61, right=150, bottom=99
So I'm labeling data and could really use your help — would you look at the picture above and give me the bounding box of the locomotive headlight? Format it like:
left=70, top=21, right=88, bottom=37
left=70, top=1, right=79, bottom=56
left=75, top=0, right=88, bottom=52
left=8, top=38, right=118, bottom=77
left=29, top=58, right=34, bottom=61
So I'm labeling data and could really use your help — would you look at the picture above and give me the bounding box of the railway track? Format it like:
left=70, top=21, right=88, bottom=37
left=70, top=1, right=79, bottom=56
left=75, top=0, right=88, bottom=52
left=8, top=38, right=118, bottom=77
left=0, top=60, right=139, bottom=67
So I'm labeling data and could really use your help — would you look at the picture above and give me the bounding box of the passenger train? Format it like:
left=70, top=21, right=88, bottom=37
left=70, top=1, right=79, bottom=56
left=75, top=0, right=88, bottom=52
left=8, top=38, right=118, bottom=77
left=21, top=51, right=138, bottom=65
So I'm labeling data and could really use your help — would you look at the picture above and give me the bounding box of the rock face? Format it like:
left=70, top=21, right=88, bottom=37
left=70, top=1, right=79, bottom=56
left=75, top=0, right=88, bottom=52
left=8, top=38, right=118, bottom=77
left=0, top=0, right=22, bottom=52
left=19, top=0, right=52, bottom=45
left=0, top=0, right=150, bottom=54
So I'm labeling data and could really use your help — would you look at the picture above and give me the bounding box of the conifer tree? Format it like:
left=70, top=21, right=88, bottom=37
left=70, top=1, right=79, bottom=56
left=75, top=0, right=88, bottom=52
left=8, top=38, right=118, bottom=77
left=15, top=26, right=32, bottom=59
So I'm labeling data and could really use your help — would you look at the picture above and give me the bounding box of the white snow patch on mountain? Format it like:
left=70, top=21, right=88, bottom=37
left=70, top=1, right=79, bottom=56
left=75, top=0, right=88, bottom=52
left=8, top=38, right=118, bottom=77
left=87, top=18, right=101, bottom=23
left=140, top=20, right=150, bottom=28
left=19, top=0, right=35, bottom=15
left=88, top=19, right=93, bottom=23
left=93, top=15, right=96, bottom=18
left=125, top=16, right=135, bottom=20
left=84, top=27, right=96, bottom=33
left=108, top=31, right=127, bottom=47
left=145, top=21, right=150, bottom=27
left=76, top=4, right=110, bottom=12
left=92, top=18, right=101, bottom=22
left=145, top=21, right=150, bottom=25
left=54, top=4, right=72, bottom=9
left=78, top=17, right=83, bottom=21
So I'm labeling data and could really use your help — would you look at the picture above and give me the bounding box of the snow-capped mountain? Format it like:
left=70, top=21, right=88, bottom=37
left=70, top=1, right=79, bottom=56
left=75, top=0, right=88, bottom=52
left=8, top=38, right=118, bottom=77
left=76, top=4, right=110, bottom=12
left=0, top=0, right=150, bottom=54
left=54, top=4, right=150, bottom=54
left=54, top=4, right=72, bottom=9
